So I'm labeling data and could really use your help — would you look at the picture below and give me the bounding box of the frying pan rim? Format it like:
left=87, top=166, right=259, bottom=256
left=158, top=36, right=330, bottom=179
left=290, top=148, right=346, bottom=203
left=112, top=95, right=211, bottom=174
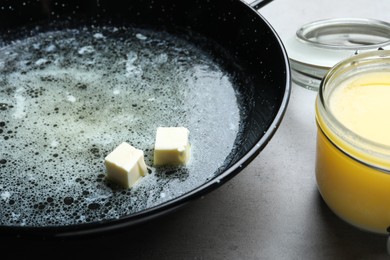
left=0, top=0, right=291, bottom=237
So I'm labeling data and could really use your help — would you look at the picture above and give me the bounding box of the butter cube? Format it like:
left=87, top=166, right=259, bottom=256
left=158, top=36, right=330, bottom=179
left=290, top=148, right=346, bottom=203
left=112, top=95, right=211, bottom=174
left=153, top=127, right=191, bottom=166
left=104, top=142, right=148, bottom=188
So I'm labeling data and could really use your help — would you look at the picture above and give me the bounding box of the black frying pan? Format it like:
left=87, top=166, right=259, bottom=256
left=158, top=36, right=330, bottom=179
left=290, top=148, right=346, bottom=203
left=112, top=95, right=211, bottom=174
left=0, top=0, right=290, bottom=236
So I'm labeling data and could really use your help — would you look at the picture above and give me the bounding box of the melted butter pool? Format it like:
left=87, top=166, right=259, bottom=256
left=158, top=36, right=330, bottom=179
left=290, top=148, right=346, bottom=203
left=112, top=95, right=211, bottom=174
left=0, top=25, right=242, bottom=227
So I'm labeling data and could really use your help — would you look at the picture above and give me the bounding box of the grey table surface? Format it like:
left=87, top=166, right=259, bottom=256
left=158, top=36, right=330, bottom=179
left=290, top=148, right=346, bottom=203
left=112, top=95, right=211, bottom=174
left=2, top=0, right=390, bottom=259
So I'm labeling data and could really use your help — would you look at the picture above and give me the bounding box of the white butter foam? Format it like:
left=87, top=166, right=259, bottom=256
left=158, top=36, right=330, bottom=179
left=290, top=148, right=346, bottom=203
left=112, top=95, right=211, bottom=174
left=0, top=24, right=243, bottom=227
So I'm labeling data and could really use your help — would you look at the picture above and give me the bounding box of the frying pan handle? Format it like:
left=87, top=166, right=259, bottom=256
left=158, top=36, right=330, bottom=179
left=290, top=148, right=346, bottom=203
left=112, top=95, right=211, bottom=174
left=247, top=0, right=274, bottom=10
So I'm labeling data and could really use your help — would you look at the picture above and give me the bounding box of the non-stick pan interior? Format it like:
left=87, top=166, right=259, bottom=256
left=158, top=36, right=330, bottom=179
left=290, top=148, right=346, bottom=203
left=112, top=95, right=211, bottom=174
left=0, top=0, right=290, bottom=234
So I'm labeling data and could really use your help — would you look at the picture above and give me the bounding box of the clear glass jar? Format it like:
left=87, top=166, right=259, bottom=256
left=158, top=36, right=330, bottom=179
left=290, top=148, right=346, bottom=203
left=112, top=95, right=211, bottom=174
left=315, top=50, right=390, bottom=234
left=288, top=18, right=390, bottom=90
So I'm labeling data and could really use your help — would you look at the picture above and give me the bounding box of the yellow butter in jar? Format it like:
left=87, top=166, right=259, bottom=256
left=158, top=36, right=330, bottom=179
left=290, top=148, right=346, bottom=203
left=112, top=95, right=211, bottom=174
left=330, top=72, right=390, bottom=146
left=315, top=50, right=390, bottom=234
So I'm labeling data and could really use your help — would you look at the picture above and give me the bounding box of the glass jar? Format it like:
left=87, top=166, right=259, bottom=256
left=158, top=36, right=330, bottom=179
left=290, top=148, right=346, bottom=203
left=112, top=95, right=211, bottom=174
left=315, top=50, right=390, bottom=234
left=287, top=18, right=390, bottom=90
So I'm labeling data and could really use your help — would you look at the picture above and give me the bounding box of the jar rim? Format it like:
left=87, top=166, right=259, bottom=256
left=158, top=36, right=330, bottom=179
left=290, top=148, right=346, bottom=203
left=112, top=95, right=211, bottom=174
left=297, top=18, right=390, bottom=50
left=317, top=50, right=390, bottom=170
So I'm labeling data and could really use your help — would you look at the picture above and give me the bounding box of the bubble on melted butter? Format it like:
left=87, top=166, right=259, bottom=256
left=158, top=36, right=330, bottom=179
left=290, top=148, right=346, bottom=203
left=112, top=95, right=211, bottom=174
left=0, top=25, right=244, bottom=227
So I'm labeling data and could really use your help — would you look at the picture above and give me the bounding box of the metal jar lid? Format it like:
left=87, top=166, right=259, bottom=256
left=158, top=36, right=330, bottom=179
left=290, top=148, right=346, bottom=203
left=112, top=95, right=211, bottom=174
left=286, top=18, right=390, bottom=90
